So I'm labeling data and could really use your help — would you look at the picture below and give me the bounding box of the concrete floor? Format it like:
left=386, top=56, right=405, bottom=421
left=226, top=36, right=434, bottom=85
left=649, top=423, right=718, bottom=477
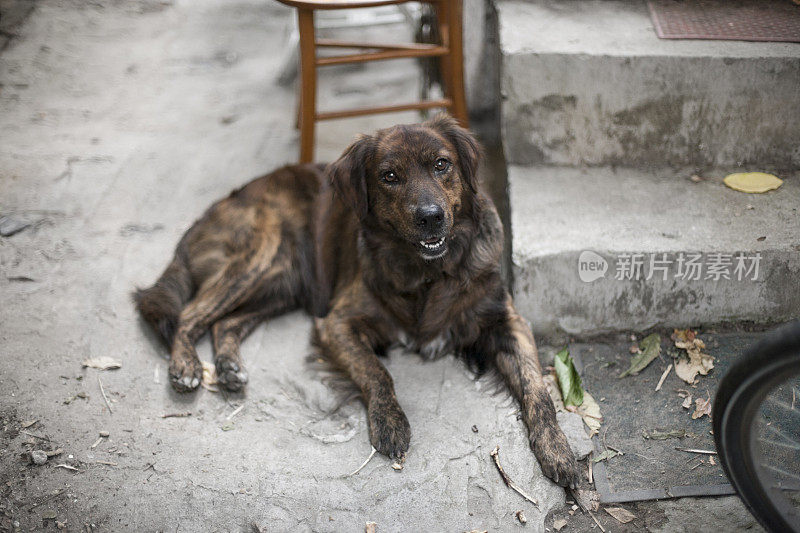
left=0, top=1, right=761, bottom=531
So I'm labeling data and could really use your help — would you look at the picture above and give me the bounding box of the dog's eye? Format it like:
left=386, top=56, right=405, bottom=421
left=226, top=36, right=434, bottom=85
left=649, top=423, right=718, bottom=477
left=434, top=158, right=451, bottom=172
left=382, top=171, right=398, bottom=183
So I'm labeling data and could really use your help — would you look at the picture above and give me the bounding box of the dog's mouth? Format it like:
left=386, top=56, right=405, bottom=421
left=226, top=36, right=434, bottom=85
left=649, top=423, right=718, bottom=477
left=418, top=236, right=447, bottom=259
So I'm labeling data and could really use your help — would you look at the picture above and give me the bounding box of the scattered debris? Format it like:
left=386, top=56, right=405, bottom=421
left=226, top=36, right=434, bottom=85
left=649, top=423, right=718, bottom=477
left=96, top=460, right=117, bottom=466
left=593, top=449, right=619, bottom=463
left=576, top=489, right=600, bottom=512
left=723, top=172, right=783, bottom=194
left=576, top=392, right=602, bottom=437
left=692, top=395, right=712, bottom=420
left=675, top=447, right=717, bottom=455
left=63, top=392, right=88, bottom=404
left=201, top=361, right=219, bottom=392
left=391, top=461, right=404, bottom=471
left=672, top=329, right=714, bottom=384
left=161, top=412, right=191, bottom=419
left=227, top=405, right=244, bottom=420
left=349, top=447, right=377, bottom=476
left=22, top=430, right=51, bottom=442
left=81, top=357, right=122, bottom=370
left=8, top=275, right=36, bottom=282
left=553, top=518, right=567, bottom=531
left=642, top=429, right=697, bottom=440
left=709, top=456, right=716, bottom=466
left=689, top=174, right=706, bottom=183
left=98, top=377, right=113, bottom=414
left=220, top=422, right=234, bottom=431
left=604, top=507, right=636, bottom=524
left=655, top=364, right=672, bottom=391
left=490, top=445, right=538, bottom=506
left=99, top=430, right=109, bottom=437
left=619, top=333, right=661, bottom=377
left=119, top=223, right=164, bottom=237
left=54, top=464, right=79, bottom=472
left=515, top=510, right=527, bottom=524
left=680, top=390, right=693, bottom=410
left=554, top=347, right=584, bottom=407
left=21, top=419, right=38, bottom=428
left=42, top=510, right=57, bottom=520
left=30, top=450, right=48, bottom=465
left=471, top=425, right=478, bottom=433
left=365, top=521, right=377, bottom=533
left=90, top=437, right=103, bottom=449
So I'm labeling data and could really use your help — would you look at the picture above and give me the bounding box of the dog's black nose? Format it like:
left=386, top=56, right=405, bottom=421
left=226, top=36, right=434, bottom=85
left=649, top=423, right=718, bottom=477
left=415, top=204, right=444, bottom=231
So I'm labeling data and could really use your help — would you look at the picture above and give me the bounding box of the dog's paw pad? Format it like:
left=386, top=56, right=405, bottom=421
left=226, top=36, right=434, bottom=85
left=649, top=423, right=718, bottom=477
left=215, top=359, right=248, bottom=392
left=169, top=358, right=202, bottom=393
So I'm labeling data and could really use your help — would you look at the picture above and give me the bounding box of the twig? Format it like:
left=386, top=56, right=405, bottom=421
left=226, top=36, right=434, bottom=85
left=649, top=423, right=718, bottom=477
left=588, top=510, right=606, bottom=532
left=91, top=437, right=103, bottom=449
left=569, top=487, right=604, bottom=532
left=690, top=460, right=704, bottom=470
left=490, top=445, right=538, bottom=506
left=26, top=488, right=66, bottom=511
left=227, top=405, right=244, bottom=420
left=655, top=364, right=672, bottom=391
left=21, top=430, right=51, bottom=441
left=588, top=455, right=593, bottom=485
left=98, top=377, right=112, bottom=414
left=675, top=447, right=717, bottom=455
left=349, top=447, right=377, bottom=476
left=55, top=464, right=80, bottom=472
left=96, top=460, right=117, bottom=466
left=161, top=412, right=191, bottom=418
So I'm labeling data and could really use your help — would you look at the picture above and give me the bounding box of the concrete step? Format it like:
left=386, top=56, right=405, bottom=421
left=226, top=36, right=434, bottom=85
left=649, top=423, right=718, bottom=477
left=508, top=165, right=800, bottom=338
left=497, top=0, right=800, bottom=169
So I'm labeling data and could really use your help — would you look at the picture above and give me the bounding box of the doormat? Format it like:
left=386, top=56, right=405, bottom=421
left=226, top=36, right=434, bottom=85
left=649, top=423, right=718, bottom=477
left=647, top=0, right=800, bottom=43
left=570, top=332, right=767, bottom=503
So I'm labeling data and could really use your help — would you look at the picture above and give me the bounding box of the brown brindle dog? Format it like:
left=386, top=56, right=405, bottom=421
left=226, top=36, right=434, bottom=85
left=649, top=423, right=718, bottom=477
left=136, top=115, right=579, bottom=487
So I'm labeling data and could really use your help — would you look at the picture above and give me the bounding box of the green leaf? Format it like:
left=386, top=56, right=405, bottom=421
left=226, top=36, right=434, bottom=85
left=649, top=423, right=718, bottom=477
left=619, top=333, right=661, bottom=378
left=554, top=347, right=584, bottom=407
left=593, top=449, right=619, bottom=463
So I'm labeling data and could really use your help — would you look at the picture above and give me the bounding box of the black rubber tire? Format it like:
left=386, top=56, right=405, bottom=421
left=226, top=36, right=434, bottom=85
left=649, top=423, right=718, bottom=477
left=713, top=320, right=800, bottom=533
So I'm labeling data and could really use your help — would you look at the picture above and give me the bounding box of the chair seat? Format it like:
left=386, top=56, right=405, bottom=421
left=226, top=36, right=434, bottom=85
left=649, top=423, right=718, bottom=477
left=275, top=0, right=423, bottom=10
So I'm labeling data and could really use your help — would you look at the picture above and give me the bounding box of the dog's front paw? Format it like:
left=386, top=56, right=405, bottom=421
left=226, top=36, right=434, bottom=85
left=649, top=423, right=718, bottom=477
left=367, top=399, right=411, bottom=460
left=168, top=355, right=202, bottom=392
left=215, top=357, right=248, bottom=392
left=530, top=423, right=580, bottom=488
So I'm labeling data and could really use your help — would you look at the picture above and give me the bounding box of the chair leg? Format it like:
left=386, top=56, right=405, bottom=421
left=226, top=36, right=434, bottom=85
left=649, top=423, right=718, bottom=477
left=297, top=8, right=317, bottom=163
left=437, top=0, right=468, bottom=127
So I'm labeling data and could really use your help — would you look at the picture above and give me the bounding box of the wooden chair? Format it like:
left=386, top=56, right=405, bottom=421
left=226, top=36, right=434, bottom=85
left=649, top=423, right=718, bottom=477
left=274, top=0, right=469, bottom=162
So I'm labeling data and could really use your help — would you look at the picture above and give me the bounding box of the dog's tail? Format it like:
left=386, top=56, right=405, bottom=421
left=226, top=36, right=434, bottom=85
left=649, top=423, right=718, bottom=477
left=134, top=253, right=194, bottom=348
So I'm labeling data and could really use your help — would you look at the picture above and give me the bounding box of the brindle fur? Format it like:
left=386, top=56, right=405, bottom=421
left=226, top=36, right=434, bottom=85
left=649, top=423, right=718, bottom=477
left=136, top=115, right=579, bottom=487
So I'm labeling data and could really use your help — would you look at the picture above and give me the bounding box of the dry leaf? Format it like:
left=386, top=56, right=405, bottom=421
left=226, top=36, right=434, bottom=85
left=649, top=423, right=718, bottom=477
left=629, top=343, right=640, bottom=354
left=577, top=391, right=602, bottom=437
left=673, top=332, right=714, bottom=384
left=723, top=172, right=783, bottom=194
left=553, top=518, right=568, bottom=531
left=605, top=507, right=636, bottom=524
left=692, top=396, right=712, bottom=420
left=544, top=373, right=566, bottom=413
left=709, top=456, right=716, bottom=466
left=620, top=333, right=661, bottom=377
left=201, top=361, right=219, bottom=392
left=593, top=449, right=619, bottom=463
left=682, top=394, right=693, bottom=410
left=81, top=357, right=121, bottom=370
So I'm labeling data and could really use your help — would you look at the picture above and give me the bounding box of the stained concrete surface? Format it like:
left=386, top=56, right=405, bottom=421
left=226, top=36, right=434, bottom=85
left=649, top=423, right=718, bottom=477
left=0, top=1, right=761, bottom=531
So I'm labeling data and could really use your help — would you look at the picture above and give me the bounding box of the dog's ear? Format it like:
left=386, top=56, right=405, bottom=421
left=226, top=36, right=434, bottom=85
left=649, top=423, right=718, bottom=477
left=427, top=114, right=481, bottom=193
left=328, top=134, right=373, bottom=220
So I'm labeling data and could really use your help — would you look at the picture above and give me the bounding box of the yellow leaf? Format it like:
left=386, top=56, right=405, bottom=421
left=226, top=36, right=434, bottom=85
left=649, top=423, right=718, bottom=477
left=723, top=172, right=783, bottom=194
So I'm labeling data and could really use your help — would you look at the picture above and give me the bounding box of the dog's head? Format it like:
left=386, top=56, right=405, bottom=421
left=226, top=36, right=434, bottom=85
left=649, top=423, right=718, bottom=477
left=328, top=114, right=480, bottom=260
